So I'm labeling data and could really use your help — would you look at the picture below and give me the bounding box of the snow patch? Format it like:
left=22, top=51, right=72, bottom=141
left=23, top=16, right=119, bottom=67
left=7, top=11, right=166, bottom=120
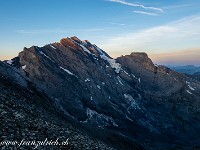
left=186, top=90, right=193, bottom=95
left=85, top=78, right=91, bottom=82
left=79, top=44, right=92, bottom=54
left=123, top=70, right=131, bottom=76
left=59, top=66, right=78, bottom=78
left=117, top=76, right=124, bottom=85
left=7, top=60, right=13, bottom=65
left=124, top=94, right=140, bottom=109
left=186, top=81, right=195, bottom=91
left=131, top=74, right=136, bottom=78
left=95, top=45, right=104, bottom=54
left=22, top=65, right=26, bottom=70
left=72, top=40, right=92, bottom=55
left=90, top=96, right=93, bottom=101
left=39, top=50, right=52, bottom=60
left=36, top=47, right=54, bottom=62
left=50, top=45, right=56, bottom=49
left=154, top=64, right=158, bottom=67
left=102, top=82, right=105, bottom=85
left=101, top=55, right=121, bottom=73
left=186, top=81, right=190, bottom=84
left=126, top=114, right=133, bottom=122
left=82, top=40, right=87, bottom=45
left=188, top=85, right=195, bottom=91
left=97, top=85, right=101, bottom=89
left=107, top=74, right=111, bottom=77
left=95, top=46, right=121, bottom=73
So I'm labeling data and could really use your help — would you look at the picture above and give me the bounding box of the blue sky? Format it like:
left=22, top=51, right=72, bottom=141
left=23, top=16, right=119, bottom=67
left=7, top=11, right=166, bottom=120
left=0, top=0, right=200, bottom=65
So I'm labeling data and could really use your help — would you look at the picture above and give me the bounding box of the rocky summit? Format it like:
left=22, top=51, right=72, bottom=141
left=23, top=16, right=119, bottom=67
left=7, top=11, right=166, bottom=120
left=1, top=36, right=200, bottom=150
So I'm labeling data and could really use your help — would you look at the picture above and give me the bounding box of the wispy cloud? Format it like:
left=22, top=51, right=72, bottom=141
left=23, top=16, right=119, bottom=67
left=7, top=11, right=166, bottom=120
left=133, top=11, right=158, bottom=16
left=110, top=22, right=126, bottom=26
left=99, top=15, right=200, bottom=56
left=108, top=0, right=164, bottom=12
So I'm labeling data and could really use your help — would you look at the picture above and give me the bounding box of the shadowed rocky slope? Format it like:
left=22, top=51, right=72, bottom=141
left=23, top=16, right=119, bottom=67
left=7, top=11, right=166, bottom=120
left=1, top=36, right=200, bottom=149
left=189, top=72, right=200, bottom=82
left=0, top=62, right=115, bottom=150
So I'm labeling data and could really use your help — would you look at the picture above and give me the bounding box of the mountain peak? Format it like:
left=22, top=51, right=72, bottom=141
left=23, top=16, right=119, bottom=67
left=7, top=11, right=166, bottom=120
left=60, top=37, right=79, bottom=49
left=70, top=36, right=82, bottom=44
left=82, top=40, right=90, bottom=43
left=119, top=52, right=155, bottom=71
left=130, top=52, right=148, bottom=58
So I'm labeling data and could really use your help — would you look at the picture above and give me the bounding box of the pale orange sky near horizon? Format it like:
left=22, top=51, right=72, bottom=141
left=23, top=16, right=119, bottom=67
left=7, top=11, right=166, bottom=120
left=0, top=53, right=16, bottom=61
left=149, top=49, right=200, bottom=66
left=110, top=48, right=200, bottom=66
left=1, top=48, right=200, bottom=66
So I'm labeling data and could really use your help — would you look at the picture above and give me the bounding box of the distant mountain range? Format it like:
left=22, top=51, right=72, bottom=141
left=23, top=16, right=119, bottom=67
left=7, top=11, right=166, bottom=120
left=169, top=65, right=200, bottom=75
left=1, top=36, right=200, bottom=149
left=169, top=65, right=200, bottom=82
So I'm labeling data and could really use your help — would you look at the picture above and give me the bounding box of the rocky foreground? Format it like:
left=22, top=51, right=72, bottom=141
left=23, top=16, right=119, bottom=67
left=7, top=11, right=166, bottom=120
left=0, top=62, right=114, bottom=150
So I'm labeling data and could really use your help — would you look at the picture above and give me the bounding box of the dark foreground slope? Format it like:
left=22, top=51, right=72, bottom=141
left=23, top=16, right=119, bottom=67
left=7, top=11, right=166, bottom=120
left=0, top=62, right=114, bottom=150
left=2, top=36, right=200, bottom=149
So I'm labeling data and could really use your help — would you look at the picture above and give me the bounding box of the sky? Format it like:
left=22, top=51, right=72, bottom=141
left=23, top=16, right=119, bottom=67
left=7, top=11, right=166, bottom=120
left=0, top=0, right=200, bottom=66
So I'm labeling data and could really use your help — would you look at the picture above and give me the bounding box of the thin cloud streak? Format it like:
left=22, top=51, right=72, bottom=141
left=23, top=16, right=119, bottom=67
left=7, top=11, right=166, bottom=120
left=99, top=15, right=200, bottom=55
left=133, top=11, right=158, bottom=16
left=108, top=0, right=164, bottom=12
left=110, top=22, right=126, bottom=26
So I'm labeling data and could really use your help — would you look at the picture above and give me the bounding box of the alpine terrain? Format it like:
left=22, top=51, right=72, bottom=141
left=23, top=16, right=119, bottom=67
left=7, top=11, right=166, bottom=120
left=1, top=36, right=200, bottom=150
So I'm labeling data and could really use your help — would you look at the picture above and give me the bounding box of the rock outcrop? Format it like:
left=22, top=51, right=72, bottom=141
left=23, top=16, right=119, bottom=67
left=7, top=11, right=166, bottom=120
left=117, top=52, right=185, bottom=97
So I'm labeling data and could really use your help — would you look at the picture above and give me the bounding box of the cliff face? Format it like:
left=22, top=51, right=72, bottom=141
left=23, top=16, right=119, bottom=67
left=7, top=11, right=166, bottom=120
left=116, top=52, right=186, bottom=97
left=2, top=36, right=200, bottom=149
